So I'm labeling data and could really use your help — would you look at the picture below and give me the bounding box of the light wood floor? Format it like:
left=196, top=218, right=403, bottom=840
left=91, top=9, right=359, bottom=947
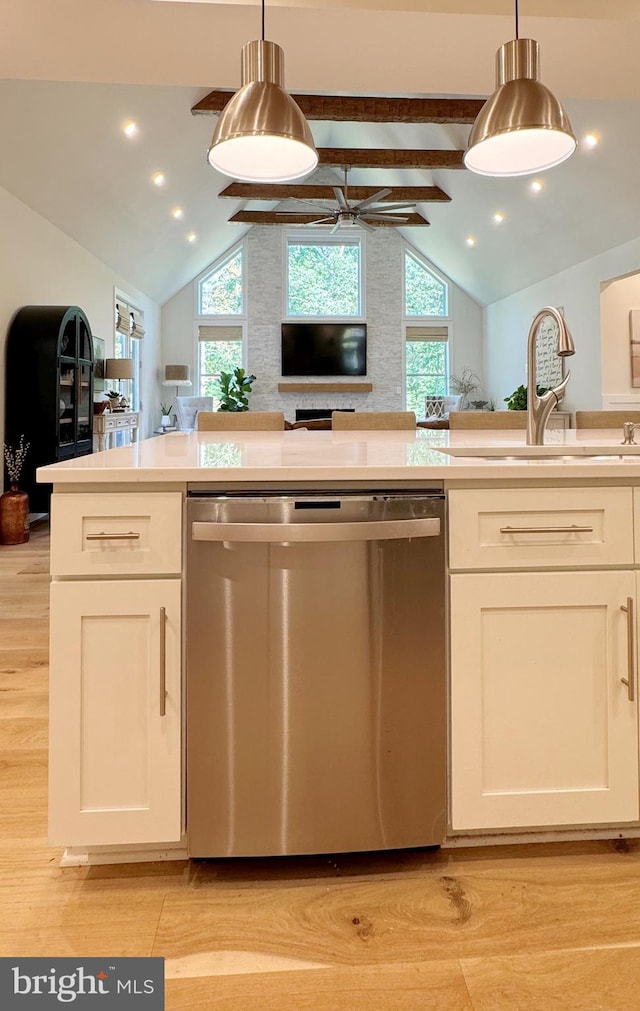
left=2, top=526, right=640, bottom=1008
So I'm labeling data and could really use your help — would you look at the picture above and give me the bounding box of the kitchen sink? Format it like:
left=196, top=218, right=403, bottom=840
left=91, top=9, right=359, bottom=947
left=439, top=443, right=640, bottom=459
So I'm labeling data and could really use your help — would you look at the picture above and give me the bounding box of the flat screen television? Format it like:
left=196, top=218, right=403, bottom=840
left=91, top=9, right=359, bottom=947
left=281, top=323, right=367, bottom=377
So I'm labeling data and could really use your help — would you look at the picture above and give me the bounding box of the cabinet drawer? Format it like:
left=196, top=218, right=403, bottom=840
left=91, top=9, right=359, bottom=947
left=50, top=492, right=182, bottom=576
left=449, top=487, right=633, bottom=570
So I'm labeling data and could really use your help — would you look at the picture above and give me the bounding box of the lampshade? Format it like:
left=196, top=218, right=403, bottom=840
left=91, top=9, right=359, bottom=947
left=207, top=39, right=318, bottom=183
left=164, top=365, right=190, bottom=383
left=464, top=38, right=576, bottom=177
left=104, top=358, right=134, bottom=381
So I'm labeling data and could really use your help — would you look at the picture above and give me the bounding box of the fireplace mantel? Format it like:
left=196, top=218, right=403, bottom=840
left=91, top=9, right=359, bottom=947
left=277, top=382, right=373, bottom=393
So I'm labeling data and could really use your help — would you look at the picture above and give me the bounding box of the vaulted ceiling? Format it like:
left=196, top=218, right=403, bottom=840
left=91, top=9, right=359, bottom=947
left=2, top=1, right=640, bottom=307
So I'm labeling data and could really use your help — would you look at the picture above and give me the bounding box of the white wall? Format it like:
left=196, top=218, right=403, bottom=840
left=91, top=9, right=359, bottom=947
left=484, top=236, right=640, bottom=413
left=161, top=227, right=484, bottom=421
left=0, top=184, right=161, bottom=483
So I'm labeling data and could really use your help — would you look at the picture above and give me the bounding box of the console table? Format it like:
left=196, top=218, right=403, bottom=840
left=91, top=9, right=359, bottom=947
left=94, top=411, right=139, bottom=451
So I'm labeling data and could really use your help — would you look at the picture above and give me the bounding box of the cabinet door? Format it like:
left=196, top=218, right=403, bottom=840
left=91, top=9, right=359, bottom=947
left=450, top=571, right=639, bottom=831
left=49, top=579, right=181, bottom=846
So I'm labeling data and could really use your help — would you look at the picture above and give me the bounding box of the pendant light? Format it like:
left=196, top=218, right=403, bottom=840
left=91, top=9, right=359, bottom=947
left=464, top=0, right=576, bottom=177
left=207, top=0, right=318, bottom=183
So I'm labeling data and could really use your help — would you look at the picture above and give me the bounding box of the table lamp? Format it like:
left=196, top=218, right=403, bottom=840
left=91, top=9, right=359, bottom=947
left=162, top=364, right=192, bottom=398
left=105, top=358, right=134, bottom=405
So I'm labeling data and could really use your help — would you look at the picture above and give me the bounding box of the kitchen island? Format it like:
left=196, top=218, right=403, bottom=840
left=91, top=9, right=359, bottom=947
left=37, top=427, right=640, bottom=864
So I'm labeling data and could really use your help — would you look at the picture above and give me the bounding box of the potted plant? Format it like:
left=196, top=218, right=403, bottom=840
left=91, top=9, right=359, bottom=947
left=160, top=402, right=173, bottom=428
left=217, top=367, right=256, bottom=412
left=1, top=435, right=30, bottom=545
left=449, top=367, right=481, bottom=410
left=106, top=390, right=121, bottom=411
left=504, top=383, right=550, bottom=410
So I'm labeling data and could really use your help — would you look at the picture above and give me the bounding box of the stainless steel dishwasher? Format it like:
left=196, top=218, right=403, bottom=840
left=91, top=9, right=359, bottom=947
left=186, top=489, right=446, bottom=858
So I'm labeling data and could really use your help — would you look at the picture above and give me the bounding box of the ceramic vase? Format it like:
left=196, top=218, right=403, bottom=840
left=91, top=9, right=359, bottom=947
left=0, top=484, right=30, bottom=545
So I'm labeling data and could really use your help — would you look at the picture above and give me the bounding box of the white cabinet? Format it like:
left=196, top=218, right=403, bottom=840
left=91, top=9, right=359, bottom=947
left=448, top=485, right=640, bottom=836
left=49, top=579, right=182, bottom=846
left=450, top=570, right=639, bottom=831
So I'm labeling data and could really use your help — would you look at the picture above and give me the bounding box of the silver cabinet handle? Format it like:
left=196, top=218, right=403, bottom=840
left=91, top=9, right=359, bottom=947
left=620, top=597, right=636, bottom=702
left=499, top=524, right=594, bottom=535
left=159, top=606, right=167, bottom=717
left=85, top=531, right=141, bottom=541
left=191, top=517, right=440, bottom=543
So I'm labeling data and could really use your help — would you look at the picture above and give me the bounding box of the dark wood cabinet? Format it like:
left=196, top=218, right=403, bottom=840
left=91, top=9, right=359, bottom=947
left=5, top=306, right=94, bottom=511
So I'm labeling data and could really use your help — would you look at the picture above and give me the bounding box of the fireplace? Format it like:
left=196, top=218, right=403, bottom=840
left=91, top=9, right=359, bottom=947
left=295, top=408, right=355, bottom=422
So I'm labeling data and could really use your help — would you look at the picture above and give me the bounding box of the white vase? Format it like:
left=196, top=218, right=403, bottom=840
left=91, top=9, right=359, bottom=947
left=161, top=414, right=171, bottom=428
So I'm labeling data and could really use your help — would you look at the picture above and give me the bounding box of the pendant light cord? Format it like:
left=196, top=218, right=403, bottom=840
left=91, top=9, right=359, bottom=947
left=515, top=0, right=519, bottom=39
left=261, top=0, right=265, bottom=41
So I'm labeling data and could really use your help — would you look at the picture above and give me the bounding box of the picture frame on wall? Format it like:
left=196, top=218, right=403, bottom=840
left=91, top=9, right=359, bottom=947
left=93, top=336, right=105, bottom=391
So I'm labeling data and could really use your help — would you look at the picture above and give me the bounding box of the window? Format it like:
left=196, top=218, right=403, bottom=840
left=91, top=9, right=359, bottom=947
left=404, top=249, right=448, bottom=317
left=198, top=325, right=243, bottom=405
left=113, top=294, right=141, bottom=411
left=198, top=247, right=244, bottom=315
left=286, top=237, right=362, bottom=317
left=405, top=326, right=448, bottom=416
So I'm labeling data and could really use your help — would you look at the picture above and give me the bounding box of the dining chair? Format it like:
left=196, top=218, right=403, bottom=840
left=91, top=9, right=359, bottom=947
left=448, top=410, right=527, bottom=429
left=331, top=411, right=416, bottom=430
left=196, top=411, right=285, bottom=431
left=175, top=396, right=213, bottom=431
left=575, top=410, right=640, bottom=428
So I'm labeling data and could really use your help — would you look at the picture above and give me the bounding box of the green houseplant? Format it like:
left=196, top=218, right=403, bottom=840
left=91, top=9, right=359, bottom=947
left=217, top=367, right=256, bottom=412
left=504, top=384, right=551, bottom=410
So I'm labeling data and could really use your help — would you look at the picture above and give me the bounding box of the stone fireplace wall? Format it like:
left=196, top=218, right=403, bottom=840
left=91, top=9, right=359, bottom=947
left=161, top=226, right=484, bottom=423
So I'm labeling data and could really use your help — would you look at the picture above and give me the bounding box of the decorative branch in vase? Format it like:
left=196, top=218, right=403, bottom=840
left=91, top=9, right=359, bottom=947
left=1, top=435, right=31, bottom=545
left=449, top=367, right=481, bottom=410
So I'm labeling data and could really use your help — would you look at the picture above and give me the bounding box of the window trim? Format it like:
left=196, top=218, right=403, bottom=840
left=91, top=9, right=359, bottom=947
left=195, top=240, right=246, bottom=318
left=113, top=288, right=141, bottom=412
left=283, top=229, right=366, bottom=321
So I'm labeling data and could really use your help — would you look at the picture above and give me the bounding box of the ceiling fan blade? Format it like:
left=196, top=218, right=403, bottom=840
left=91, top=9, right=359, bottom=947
left=361, top=212, right=410, bottom=223
left=356, top=217, right=376, bottom=233
left=330, top=220, right=342, bottom=235
left=375, top=202, right=417, bottom=212
left=309, top=216, right=337, bottom=225
left=333, top=186, right=349, bottom=210
left=290, top=200, right=335, bottom=213
left=353, top=187, right=392, bottom=211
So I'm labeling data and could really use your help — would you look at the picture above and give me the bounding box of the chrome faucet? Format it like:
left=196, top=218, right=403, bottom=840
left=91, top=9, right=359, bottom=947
left=622, top=422, right=640, bottom=445
left=526, top=307, right=576, bottom=446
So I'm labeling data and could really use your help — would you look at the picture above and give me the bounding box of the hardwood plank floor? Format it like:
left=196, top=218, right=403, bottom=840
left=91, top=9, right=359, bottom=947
left=1, top=524, right=640, bottom=1007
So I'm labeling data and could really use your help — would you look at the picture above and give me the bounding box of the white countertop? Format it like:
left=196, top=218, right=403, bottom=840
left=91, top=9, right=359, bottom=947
left=36, top=428, right=640, bottom=485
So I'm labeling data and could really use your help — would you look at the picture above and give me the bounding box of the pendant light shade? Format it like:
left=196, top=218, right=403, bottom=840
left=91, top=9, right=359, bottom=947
left=464, top=38, right=576, bottom=177
left=208, top=39, right=318, bottom=183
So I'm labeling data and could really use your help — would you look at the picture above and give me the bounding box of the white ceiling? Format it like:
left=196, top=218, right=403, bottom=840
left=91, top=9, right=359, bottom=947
left=2, top=1, right=640, bottom=307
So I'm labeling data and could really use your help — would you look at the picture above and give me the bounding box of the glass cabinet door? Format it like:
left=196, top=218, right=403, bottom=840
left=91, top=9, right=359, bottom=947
left=77, top=364, right=91, bottom=445
left=58, top=364, right=76, bottom=448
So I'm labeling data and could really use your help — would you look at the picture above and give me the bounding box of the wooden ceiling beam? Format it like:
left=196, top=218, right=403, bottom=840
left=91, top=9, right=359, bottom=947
left=229, top=211, right=430, bottom=227
left=220, top=183, right=450, bottom=202
left=317, top=148, right=465, bottom=169
left=192, top=92, right=484, bottom=124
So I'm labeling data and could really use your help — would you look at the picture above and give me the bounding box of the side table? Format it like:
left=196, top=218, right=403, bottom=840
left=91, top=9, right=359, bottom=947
left=94, top=411, right=139, bottom=451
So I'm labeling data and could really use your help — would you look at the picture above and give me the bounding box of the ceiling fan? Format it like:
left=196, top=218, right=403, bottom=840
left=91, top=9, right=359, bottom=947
left=292, top=167, right=418, bottom=233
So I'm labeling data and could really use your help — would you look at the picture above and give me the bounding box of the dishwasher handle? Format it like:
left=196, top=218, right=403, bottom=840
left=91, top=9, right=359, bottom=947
left=192, top=516, right=440, bottom=543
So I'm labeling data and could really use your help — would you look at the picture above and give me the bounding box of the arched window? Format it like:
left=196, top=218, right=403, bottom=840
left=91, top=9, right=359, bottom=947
left=403, top=249, right=450, bottom=415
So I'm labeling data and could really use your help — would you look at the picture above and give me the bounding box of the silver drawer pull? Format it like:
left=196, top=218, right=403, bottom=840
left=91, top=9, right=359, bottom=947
left=499, top=524, right=594, bottom=535
left=85, top=531, right=141, bottom=541
left=620, top=597, right=636, bottom=703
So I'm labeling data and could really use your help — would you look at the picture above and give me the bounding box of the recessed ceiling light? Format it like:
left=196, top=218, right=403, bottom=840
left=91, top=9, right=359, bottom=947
left=152, top=172, right=166, bottom=187
left=187, top=232, right=197, bottom=243
left=583, top=132, right=599, bottom=148
left=122, top=121, right=138, bottom=138
left=171, top=207, right=184, bottom=220
left=493, top=212, right=505, bottom=224
left=530, top=179, right=544, bottom=193
left=465, top=236, right=476, bottom=247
